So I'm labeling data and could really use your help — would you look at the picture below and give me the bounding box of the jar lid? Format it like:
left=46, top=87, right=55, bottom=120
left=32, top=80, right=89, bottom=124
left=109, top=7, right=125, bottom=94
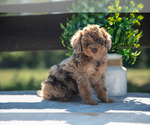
left=107, top=54, right=122, bottom=60
left=107, top=54, right=122, bottom=66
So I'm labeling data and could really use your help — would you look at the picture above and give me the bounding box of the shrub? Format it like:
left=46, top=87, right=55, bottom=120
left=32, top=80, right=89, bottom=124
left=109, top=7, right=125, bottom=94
left=60, top=0, right=144, bottom=65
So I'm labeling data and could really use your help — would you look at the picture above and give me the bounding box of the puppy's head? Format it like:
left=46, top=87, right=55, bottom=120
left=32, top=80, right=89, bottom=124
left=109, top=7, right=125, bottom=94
left=71, top=24, right=111, bottom=59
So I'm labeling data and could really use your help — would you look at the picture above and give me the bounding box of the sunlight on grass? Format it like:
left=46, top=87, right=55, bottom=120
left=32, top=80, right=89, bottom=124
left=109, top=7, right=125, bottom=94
left=127, top=69, right=150, bottom=87
left=0, top=69, right=49, bottom=90
left=0, top=68, right=150, bottom=92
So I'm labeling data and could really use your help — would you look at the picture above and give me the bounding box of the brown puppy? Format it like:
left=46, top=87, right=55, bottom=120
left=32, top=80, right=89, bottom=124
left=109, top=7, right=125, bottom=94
left=37, top=24, right=114, bottom=105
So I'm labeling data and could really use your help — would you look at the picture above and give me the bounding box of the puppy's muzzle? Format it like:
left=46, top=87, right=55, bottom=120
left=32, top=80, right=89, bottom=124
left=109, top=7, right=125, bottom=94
left=92, top=48, right=98, bottom=53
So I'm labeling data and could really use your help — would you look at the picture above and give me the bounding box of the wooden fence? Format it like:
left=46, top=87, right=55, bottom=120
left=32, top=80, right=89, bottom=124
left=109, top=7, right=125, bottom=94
left=0, top=0, right=150, bottom=52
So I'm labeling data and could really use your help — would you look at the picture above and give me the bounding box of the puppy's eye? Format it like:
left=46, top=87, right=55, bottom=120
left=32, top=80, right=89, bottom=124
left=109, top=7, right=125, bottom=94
left=97, top=40, right=101, bottom=43
left=86, top=42, right=89, bottom=45
left=98, top=40, right=103, bottom=46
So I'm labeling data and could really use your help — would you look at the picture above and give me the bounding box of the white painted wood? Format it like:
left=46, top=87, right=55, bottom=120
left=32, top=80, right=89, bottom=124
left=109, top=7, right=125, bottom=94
left=0, top=0, right=73, bottom=13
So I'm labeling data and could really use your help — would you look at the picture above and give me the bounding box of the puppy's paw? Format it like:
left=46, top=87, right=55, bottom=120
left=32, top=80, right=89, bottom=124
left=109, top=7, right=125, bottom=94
left=108, top=98, right=114, bottom=103
left=84, top=99, right=98, bottom=105
left=101, top=98, right=114, bottom=103
left=37, top=90, right=43, bottom=97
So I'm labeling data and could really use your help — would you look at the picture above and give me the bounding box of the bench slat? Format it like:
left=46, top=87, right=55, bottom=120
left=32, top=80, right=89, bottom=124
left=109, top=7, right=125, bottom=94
left=0, top=13, right=149, bottom=52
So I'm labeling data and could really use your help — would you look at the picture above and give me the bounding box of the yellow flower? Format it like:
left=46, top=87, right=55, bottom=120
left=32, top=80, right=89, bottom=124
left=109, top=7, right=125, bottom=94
left=137, top=15, right=144, bottom=20
left=118, top=6, right=122, bottom=12
left=115, top=13, right=120, bottom=18
left=108, top=5, right=114, bottom=11
left=126, top=7, right=129, bottom=11
left=109, top=21, right=113, bottom=25
left=133, top=9, right=139, bottom=13
left=133, top=20, right=140, bottom=25
left=136, top=33, right=141, bottom=38
left=130, top=13, right=135, bottom=18
left=115, top=0, right=120, bottom=7
left=137, top=3, right=144, bottom=9
left=134, top=44, right=140, bottom=48
left=108, top=17, right=114, bottom=21
left=117, top=17, right=122, bottom=22
left=135, top=20, right=140, bottom=25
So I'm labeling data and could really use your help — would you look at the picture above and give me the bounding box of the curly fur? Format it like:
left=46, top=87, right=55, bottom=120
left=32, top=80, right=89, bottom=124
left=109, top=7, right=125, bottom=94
left=37, top=24, right=114, bottom=105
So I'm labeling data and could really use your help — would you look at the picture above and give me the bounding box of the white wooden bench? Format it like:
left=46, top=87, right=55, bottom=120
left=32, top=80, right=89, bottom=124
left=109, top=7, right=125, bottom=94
left=0, top=91, right=150, bottom=125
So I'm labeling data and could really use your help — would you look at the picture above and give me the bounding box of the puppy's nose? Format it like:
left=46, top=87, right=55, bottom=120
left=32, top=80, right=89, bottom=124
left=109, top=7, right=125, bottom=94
left=92, top=48, right=98, bottom=53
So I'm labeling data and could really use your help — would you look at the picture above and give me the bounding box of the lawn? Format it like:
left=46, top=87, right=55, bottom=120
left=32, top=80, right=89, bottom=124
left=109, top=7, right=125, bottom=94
left=0, top=68, right=150, bottom=93
left=0, top=69, right=49, bottom=91
left=127, top=68, right=150, bottom=93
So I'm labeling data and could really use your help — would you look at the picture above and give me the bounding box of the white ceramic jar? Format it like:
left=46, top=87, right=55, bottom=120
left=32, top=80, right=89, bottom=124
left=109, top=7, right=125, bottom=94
left=105, top=54, right=127, bottom=96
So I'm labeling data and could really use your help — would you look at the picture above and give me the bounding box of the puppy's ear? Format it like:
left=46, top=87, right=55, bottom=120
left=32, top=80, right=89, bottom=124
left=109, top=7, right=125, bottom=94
left=101, top=27, right=112, bottom=50
left=71, top=30, right=82, bottom=54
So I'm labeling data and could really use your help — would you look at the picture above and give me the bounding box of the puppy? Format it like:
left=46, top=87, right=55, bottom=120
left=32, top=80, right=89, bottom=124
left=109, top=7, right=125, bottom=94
left=37, top=24, right=114, bottom=105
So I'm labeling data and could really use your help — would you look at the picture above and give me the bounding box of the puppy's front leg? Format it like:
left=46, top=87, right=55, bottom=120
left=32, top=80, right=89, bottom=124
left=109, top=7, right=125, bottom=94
left=93, top=75, right=114, bottom=103
left=76, top=76, right=98, bottom=105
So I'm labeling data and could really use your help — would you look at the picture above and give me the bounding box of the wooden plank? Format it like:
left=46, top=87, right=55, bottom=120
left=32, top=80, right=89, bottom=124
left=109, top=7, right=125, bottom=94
left=0, top=0, right=150, bottom=13
left=0, top=0, right=74, bottom=13
left=0, top=13, right=73, bottom=51
left=0, top=13, right=149, bottom=52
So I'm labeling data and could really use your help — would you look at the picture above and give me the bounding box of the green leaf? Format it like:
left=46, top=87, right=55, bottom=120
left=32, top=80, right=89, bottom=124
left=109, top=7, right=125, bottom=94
left=82, top=20, right=88, bottom=25
left=82, top=1, right=88, bottom=8
left=72, top=2, right=76, bottom=11
left=97, top=14, right=104, bottom=19
left=131, top=58, right=136, bottom=65
left=82, top=14, right=88, bottom=19
left=89, top=7, right=95, bottom=12
left=115, top=36, right=119, bottom=43
left=60, top=37, right=66, bottom=47
left=107, top=28, right=114, bottom=35
left=62, top=33, right=67, bottom=39
left=89, top=18, right=95, bottom=23
left=77, top=21, right=82, bottom=28
left=104, top=0, right=109, bottom=4
left=117, top=28, right=121, bottom=35
left=134, top=29, right=139, bottom=34
left=136, top=30, right=143, bottom=39
left=97, top=3, right=103, bottom=8
left=135, top=51, right=141, bottom=56
left=128, top=36, right=133, bottom=44
left=67, top=46, right=72, bottom=50
left=66, top=52, right=72, bottom=57
left=72, top=14, right=76, bottom=20
left=130, top=1, right=135, bottom=7
left=60, top=36, right=63, bottom=41
left=126, top=53, right=130, bottom=61
left=60, top=23, right=65, bottom=30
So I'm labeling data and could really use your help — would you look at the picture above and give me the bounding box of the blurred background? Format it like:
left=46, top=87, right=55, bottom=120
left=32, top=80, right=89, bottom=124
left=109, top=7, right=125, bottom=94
left=0, top=48, right=150, bottom=92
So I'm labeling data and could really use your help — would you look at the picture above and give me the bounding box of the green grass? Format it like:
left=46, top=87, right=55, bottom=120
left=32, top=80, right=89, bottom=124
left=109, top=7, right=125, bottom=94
left=0, top=69, right=49, bottom=91
left=127, top=68, right=150, bottom=93
left=0, top=68, right=150, bottom=93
